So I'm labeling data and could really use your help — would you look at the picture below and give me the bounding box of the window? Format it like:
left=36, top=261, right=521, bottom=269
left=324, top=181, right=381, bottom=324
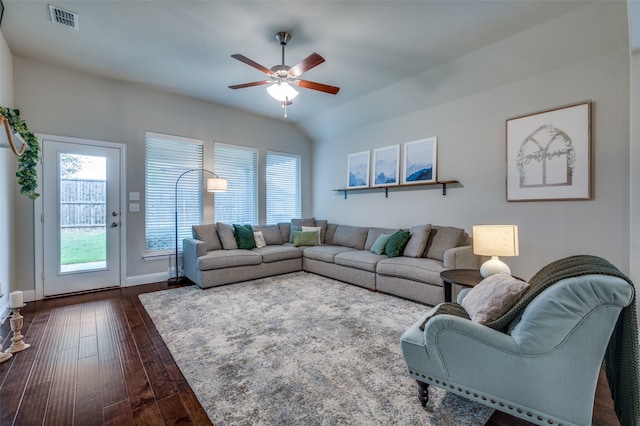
left=266, top=151, right=301, bottom=224
left=214, top=143, right=258, bottom=224
left=145, top=132, right=204, bottom=253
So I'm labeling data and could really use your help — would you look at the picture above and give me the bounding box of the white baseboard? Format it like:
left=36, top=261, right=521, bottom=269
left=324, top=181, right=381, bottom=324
left=0, top=290, right=34, bottom=325
left=22, top=290, right=36, bottom=303
left=125, top=271, right=169, bottom=287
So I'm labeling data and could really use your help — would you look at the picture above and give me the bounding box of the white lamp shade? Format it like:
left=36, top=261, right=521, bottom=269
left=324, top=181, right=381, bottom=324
left=473, top=225, right=519, bottom=278
left=206, top=177, right=228, bottom=192
left=267, top=82, right=299, bottom=102
left=473, top=225, right=519, bottom=257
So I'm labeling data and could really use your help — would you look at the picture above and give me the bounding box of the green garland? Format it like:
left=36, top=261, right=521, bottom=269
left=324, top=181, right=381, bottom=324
left=0, top=106, right=40, bottom=199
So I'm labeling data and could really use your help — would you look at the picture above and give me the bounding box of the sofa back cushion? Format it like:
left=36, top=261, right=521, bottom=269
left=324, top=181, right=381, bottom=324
left=192, top=224, right=221, bottom=251
left=364, top=227, right=401, bottom=251
left=278, top=222, right=291, bottom=243
left=315, top=219, right=328, bottom=243
left=324, top=224, right=338, bottom=245
left=253, top=224, right=284, bottom=245
left=291, top=217, right=316, bottom=227
left=217, top=222, right=238, bottom=250
left=424, top=225, right=465, bottom=261
left=332, top=225, right=369, bottom=250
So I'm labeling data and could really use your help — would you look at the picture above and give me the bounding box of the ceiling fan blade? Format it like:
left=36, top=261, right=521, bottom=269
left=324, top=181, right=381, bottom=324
left=228, top=81, right=270, bottom=89
left=289, top=53, right=325, bottom=77
left=297, top=80, right=340, bottom=95
left=231, top=54, right=274, bottom=76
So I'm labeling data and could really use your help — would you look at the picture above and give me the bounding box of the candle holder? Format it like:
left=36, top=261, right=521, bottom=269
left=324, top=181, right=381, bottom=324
left=4, top=305, right=30, bottom=354
left=0, top=337, right=12, bottom=362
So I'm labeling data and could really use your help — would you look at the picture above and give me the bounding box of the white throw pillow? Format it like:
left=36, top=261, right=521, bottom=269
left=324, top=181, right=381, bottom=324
left=253, top=231, right=266, bottom=248
left=461, top=273, right=529, bottom=324
left=302, top=226, right=322, bottom=245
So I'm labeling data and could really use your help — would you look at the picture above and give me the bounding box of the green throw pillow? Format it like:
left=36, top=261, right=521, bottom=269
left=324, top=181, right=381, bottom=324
left=233, top=224, right=256, bottom=249
left=289, top=225, right=302, bottom=243
left=293, top=231, right=319, bottom=247
left=385, top=230, right=411, bottom=258
left=370, top=234, right=392, bottom=255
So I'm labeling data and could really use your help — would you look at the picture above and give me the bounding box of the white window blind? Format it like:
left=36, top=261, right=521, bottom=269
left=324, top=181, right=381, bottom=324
left=266, top=151, right=301, bottom=224
left=214, top=143, right=258, bottom=224
left=145, top=132, right=204, bottom=253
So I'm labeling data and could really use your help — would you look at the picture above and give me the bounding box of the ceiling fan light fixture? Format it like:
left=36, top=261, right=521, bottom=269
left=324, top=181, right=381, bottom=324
left=267, top=81, right=299, bottom=102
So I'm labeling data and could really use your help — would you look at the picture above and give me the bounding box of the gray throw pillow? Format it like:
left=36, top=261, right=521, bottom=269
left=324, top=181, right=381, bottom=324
left=216, top=222, right=238, bottom=250
left=192, top=224, right=221, bottom=251
left=403, top=224, right=432, bottom=258
left=425, top=225, right=465, bottom=261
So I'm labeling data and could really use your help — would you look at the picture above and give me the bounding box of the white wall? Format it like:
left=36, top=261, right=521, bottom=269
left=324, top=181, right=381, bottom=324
left=312, top=3, right=631, bottom=280
left=0, top=30, right=14, bottom=311
left=12, top=57, right=313, bottom=289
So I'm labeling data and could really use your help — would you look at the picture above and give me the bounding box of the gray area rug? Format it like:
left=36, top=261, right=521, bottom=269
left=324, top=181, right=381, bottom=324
left=139, top=272, right=493, bottom=425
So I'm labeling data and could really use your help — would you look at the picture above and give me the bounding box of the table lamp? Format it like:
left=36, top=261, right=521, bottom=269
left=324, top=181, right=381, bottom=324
left=472, top=225, right=519, bottom=278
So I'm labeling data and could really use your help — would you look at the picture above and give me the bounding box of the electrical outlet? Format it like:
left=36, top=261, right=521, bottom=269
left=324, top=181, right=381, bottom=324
left=129, top=203, right=140, bottom=212
left=129, top=192, right=140, bottom=201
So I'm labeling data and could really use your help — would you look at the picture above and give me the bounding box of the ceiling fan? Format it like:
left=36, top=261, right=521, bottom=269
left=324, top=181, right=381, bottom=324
left=228, top=31, right=340, bottom=116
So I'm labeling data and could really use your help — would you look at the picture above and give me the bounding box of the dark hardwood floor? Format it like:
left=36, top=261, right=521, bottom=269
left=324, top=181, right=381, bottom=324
left=0, top=282, right=620, bottom=425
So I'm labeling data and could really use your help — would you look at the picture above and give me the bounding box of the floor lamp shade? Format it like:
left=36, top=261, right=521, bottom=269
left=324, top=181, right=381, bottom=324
left=169, top=169, right=227, bottom=285
left=473, top=225, right=519, bottom=277
left=207, top=177, right=228, bottom=192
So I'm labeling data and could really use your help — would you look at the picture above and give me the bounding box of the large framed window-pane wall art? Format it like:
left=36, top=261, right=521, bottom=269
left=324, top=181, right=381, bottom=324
left=506, top=102, right=591, bottom=202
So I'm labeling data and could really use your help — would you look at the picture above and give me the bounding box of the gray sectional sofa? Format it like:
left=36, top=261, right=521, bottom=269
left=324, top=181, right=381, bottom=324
left=182, top=218, right=480, bottom=306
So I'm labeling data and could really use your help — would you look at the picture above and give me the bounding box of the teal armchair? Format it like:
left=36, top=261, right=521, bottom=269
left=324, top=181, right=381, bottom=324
left=400, top=261, right=635, bottom=426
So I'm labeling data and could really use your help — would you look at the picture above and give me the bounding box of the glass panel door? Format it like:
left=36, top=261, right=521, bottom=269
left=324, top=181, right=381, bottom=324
left=42, top=139, right=121, bottom=296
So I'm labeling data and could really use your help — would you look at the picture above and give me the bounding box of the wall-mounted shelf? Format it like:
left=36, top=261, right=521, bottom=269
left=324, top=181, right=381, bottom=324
left=334, top=180, right=460, bottom=199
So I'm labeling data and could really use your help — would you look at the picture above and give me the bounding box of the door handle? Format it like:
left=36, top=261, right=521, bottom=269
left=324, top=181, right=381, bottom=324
left=111, top=222, right=119, bottom=228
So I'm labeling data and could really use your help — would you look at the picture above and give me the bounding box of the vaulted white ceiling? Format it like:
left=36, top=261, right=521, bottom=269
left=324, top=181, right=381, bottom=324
left=2, top=1, right=596, bottom=140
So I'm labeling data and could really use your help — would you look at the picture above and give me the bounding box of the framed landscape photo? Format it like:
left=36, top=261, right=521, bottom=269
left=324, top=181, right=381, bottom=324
left=402, top=137, right=437, bottom=184
left=372, top=145, right=400, bottom=187
left=506, top=102, right=591, bottom=201
left=347, top=150, right=370, bottom=188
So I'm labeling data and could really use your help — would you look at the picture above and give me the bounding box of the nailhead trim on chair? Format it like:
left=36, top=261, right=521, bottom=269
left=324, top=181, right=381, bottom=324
left=408, top=370, right=565, bottom=426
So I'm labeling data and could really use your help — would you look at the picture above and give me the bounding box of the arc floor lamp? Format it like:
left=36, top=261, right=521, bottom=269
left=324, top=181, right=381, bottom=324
left=169, top=168, right=227, bottom=285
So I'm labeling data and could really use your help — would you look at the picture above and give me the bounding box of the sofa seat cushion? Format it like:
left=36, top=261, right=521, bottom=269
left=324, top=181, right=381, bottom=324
left=334, top=250, right=387, bottom=272
left=376, top=257, right=446, bottom=285
left=252, top=245, right=302, bottom=263
left=303, top=245, right=357, bottom=263
left=197, top=249, right=262, bottom=271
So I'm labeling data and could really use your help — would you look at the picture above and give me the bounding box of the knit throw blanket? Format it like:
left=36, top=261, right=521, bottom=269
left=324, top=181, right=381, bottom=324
left=483, top=255, right=639, bottom=426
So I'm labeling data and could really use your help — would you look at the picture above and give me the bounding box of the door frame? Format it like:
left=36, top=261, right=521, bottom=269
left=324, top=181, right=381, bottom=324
left=34, top=134, right=127, bottom=300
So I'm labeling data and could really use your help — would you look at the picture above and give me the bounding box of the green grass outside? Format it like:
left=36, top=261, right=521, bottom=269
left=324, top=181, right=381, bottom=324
left=60, top=228, right=106, bottom=265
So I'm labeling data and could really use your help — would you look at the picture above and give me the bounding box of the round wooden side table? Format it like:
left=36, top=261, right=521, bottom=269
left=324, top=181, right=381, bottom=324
left=440, top=269, right=484, bottom=303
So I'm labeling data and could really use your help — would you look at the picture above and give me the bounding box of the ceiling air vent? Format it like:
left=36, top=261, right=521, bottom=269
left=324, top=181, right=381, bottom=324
left=48, top=5, right=79, bottom=30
